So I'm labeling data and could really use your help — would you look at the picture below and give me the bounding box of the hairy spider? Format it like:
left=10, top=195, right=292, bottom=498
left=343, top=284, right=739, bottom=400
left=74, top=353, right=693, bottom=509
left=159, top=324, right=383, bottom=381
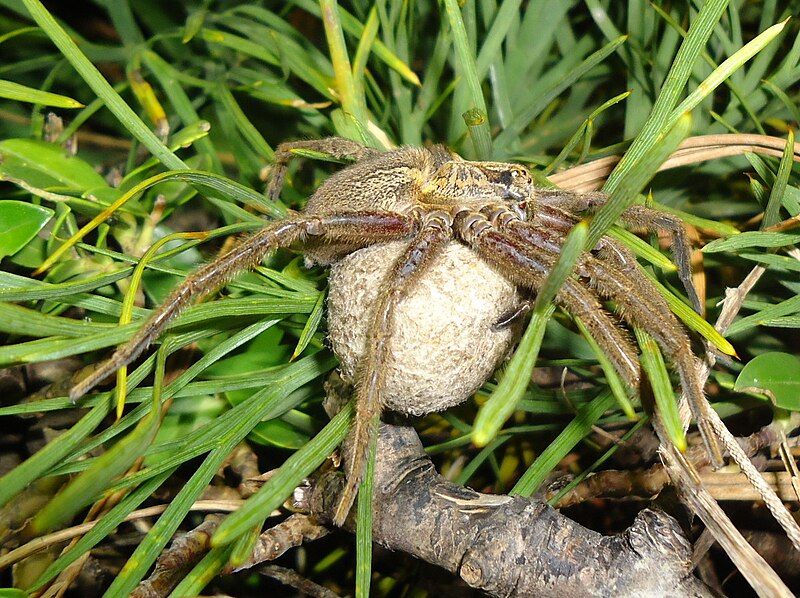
left=71, top=136, right=720, bottom=526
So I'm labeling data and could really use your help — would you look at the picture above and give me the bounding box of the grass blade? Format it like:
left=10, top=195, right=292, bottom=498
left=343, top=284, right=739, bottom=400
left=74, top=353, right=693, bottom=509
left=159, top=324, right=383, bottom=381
left=511, top=392, right=616, bottom=496
left=21, top=0, right=186, bottom=171
left=212, top=402, right=353, bottom=546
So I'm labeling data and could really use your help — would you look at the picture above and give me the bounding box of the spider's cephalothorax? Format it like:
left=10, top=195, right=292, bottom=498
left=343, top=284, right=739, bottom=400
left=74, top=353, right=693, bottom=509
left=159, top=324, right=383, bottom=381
left=71, top=137, right=718, bottom=527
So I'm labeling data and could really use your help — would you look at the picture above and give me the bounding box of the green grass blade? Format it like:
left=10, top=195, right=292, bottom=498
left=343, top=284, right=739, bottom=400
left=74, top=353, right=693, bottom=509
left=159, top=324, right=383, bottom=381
left=472, top=306, right=554, bottom=447
left=355, top=417, right=378, bottom=598
left=703, top=231, right=800, bottom=252
left=212, top=402, right=353, bottom=546
left=442, top=0, right=491, bottom=158
left=321, top=0, right=366, bottom=126
left=0, top=79, right=83, bottom=107
left=587, top=112, right=692, bottom=248
left=511, top=392, right=615, bottom=496
left=762, top=129, right=795, bottom=229
left=168, top=544, right=234, bottom=597
left=291, top=290, right=325, bottom=360
left=21, top=0, right=187, bottom=171
left=102, top=356, right=327, bottom=596
left=574, top=317, right=636, bottom=420
left=602, top=0, right=730, bottom=198
left=633, top=327, right=687, bottom=452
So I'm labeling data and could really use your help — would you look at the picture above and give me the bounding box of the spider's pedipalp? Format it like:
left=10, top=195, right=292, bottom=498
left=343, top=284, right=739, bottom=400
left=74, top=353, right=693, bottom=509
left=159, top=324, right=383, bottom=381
left=333, top=211, right=454, bottom=526
left=70, top=210, right=417, bottom=402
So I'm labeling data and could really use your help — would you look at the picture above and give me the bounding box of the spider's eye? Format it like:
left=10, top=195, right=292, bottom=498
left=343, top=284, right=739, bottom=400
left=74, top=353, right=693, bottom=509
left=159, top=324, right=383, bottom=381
left=498, top=170, right=514, bottom=186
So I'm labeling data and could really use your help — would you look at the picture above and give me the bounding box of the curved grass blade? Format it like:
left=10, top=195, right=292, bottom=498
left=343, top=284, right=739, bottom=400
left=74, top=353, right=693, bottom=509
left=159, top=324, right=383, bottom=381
left=211, top=402, right=353, bottom=546
left=33, top=169, right=281, bottom=274
left=114, top=231, right=208, bottom=418
left=21, top=0, right=187, bottom=171
left=472, top=222, right=588, bottom=446
left=574, top=317, right=636, bottom=420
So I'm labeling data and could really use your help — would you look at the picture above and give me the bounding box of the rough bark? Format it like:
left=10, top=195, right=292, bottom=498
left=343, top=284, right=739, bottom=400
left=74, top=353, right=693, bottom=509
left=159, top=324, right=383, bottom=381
left=310, top=424, right=712, bottom=597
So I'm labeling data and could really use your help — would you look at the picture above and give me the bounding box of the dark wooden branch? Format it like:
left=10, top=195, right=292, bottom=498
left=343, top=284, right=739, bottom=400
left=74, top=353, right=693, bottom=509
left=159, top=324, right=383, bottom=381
left=309, top=424, right=712, bottom=597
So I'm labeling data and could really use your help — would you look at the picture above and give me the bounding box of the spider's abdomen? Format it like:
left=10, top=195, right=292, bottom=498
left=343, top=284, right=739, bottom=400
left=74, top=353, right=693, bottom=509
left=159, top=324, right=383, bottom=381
left=327, top=241, right=521, bottom=415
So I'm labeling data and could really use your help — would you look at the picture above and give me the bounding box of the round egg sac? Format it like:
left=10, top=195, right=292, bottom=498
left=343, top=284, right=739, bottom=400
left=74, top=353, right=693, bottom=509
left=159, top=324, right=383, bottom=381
left=326, top=240, right=522, bottom=416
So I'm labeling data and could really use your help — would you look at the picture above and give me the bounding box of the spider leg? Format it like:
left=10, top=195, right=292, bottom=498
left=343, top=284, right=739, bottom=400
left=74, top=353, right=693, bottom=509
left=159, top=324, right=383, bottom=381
left=575, top=253, right=724, bottom=466
left=458, top=212, right=641, bottom=390
left=70, top=211, right=416, bottom=401
left=533, top=195, right=702, bottom=314
left=267, top=137, right=382, bottom=201
left=501, top=216, right=723, bottom=465
left=332, top=211, right=454, bottom=527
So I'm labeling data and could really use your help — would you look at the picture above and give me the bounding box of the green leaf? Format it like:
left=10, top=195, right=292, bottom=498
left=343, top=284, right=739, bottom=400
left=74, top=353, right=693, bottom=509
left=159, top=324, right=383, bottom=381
left=734, top=352, right=800, bottom=410
left=0, top=79, right=83, bottom=107
left=0, top=139, right=108, bottom=190
left=0, top=201, right=53, bottom=260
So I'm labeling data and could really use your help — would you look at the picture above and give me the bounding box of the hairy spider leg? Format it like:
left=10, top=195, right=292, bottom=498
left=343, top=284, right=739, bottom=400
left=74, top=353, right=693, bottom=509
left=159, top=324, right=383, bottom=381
left=576, top=255, right=724, bottom=466
left=69, top=211, right=417, bottom=401
left=533, top=194, right=702, bottom=314
left=332, top=211, right=454, bottom=527
left=457, top=212, right=641, bottom=389
left=502, top=218, right=724, bottom=467
left=267, top=137, right=381, bottom=202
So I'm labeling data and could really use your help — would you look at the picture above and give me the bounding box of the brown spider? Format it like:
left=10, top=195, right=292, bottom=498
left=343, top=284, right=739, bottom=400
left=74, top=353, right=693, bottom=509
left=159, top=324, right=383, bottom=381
left=70, top=136, right=720, bottom=526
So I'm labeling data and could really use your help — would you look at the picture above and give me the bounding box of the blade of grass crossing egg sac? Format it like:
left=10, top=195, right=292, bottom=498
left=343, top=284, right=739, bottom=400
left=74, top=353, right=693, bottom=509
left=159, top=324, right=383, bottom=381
left=472, top=222, right=588, bottom=446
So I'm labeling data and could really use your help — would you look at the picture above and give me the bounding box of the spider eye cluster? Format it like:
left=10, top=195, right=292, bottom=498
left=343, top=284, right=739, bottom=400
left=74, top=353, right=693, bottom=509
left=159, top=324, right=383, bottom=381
left=489, top=165, right=532, bottom=201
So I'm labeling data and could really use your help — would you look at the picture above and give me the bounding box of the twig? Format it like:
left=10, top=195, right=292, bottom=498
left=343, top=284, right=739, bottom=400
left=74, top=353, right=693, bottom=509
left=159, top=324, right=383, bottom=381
left=259, top=564, right=341, bottom=598
left=310, top=423, right=713, bottom=597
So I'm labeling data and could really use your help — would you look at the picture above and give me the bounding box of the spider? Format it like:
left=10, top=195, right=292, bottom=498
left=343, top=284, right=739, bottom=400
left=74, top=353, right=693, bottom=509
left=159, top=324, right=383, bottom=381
left=70, top=136, right=721, bottom=527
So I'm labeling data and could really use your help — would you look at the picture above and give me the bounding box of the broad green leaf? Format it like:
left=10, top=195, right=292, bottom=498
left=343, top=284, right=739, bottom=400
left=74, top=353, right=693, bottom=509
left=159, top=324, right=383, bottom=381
left=735, top=352, right=800, bottom=410
left=0, top=200, right=53, bottom=259
left=0, top=139, right=108, bottom=190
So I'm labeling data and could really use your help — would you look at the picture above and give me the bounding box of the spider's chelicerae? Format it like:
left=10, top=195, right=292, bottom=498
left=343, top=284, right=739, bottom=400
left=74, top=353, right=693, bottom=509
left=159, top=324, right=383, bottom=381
left=71, top=136, right=721, bottom=526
